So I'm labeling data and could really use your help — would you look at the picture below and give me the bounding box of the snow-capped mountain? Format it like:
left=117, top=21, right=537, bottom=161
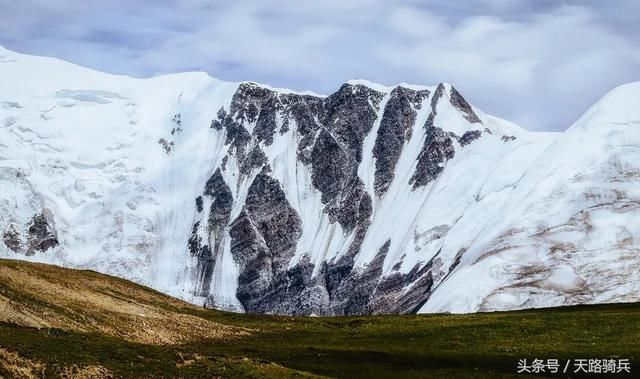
left=1, top=46, right=638, bottom=315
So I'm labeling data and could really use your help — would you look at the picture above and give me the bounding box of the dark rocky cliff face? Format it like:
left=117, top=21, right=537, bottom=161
left=229, top=168, right=303, bottom=313
left=3, top=212, right=58, bottom=256
left=373, top=87, right=430, bottom=197
left=188, top=81, right=484, bottom=315
left=188, top=168, right=234, bottom=296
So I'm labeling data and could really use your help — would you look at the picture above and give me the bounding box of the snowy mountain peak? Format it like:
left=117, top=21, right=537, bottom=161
left=570, top=81, right=640, bottom=130
left=1, top=48, right=639, bottom=316
left=345, top=79, right=436, bottom=93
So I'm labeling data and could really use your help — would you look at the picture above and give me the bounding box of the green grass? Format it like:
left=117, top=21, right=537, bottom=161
left=2, top=303, right=638, bottom=378
left=0, top=259, right=638, bottom=378
left=190, top=303, right=640, bottom=378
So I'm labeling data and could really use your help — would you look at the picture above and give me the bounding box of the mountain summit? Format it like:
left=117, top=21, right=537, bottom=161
left=0, top=47, right=638, bottom=315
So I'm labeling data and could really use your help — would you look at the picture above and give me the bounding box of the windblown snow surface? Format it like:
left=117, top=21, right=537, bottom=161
left=0, top=46, right=638, bottom=314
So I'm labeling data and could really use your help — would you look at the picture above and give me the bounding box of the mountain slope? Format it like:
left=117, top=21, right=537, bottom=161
left=422, top=82, right=640, bottom=313
left=0, top=46, right=638, bottom=315
left=0, top=259, right=246, bottom=345
left=0, top=258, right=319, bottom=378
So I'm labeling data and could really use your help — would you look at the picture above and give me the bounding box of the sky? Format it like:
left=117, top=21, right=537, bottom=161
left=1, top=0, right=639, bottom=131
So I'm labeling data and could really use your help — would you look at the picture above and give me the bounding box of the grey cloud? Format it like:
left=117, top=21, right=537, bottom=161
left=0, top=0, right=638, bottom=130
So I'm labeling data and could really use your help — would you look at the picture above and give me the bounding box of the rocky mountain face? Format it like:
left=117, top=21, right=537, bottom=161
left=1, top=46, right=639, bottom=315
left=186, top=81, right=498, bottom=315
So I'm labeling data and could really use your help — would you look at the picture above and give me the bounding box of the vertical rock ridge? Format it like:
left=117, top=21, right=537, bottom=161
left=229, top=171, right=303, bottom=313
left=410, top=126, right=455, bottom=189
left=449, top=86, right=482, bottom=124
left=409, top=83, right=455, bottom=189
left=311, top=84, right=382, bottom=232
left=373, top=86, right=430, bottom=197
left=189, top=168, right=233, bottom=297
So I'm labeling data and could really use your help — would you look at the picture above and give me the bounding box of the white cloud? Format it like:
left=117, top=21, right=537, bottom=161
left=0, top=0, right=638, bottom=130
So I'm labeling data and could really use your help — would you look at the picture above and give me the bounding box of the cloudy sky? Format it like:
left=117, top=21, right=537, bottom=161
left=1, top=0, right=639, bottom=131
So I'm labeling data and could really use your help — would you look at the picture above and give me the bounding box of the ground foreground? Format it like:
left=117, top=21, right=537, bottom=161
left=0, top=259, right=637, bottom=378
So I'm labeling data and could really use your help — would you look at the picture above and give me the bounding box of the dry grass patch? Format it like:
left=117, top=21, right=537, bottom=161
left=0, top=260, right=249, bottom=344
left=0, top=347, right=45, bottom=379
left=58, top=364, right=113, bottom=379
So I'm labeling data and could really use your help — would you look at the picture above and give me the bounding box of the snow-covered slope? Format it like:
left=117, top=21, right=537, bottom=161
left=422, top=82, right=640, bottom=313
left=0, top=46, right=638, bottom=315
left=0, top=46, right=238, bottom=299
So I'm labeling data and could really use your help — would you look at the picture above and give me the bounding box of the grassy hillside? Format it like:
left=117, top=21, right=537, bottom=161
left=0, top=259, right=637, bottom=378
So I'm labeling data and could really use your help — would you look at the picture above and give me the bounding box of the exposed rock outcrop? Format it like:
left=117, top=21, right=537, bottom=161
left=373, top=87, right=429, bottom=197
left=185, top=81, right=492, bottom=315
left=449, top=86, right=481, bottom=124
left=189, top=169, right=233, bottom=296
left=459, top=130, right=482, bottom=147
left=2, top=213, right=58, bottom=256
left=229, top=170, right=303, bottom=313
left=410, top=124, right=455, bottom=189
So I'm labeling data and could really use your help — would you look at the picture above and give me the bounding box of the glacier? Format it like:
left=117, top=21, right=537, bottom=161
left=0, top=46, right=638, bottom=315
